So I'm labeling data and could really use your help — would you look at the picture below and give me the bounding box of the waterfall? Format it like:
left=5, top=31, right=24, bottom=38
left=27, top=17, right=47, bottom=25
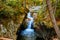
left=27, top=12, right=33, bottom=29
left=21, top=12, right=36, bottom=40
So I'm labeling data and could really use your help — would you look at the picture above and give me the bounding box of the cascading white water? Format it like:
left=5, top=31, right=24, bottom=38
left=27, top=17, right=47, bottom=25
left=21, top=12, right=36, bottom=40
left=27, top=12, right=33, bottom=29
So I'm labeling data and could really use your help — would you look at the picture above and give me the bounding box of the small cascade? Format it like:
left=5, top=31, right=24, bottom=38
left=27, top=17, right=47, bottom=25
left=27, top=12, right=33, bottom=29
left=21, top=12, right=36, bottom=40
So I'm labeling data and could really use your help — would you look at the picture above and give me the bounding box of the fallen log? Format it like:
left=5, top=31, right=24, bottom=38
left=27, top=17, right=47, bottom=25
left=0, top=37, right=13, bottom=40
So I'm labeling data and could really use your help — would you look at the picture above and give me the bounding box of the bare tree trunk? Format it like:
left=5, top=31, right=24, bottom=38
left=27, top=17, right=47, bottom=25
left=46, top=0, right=60, bottom=39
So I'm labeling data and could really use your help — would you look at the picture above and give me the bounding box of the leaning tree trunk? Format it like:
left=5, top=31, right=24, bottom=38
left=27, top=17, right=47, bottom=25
left=46, top=0, right=60, bottom=39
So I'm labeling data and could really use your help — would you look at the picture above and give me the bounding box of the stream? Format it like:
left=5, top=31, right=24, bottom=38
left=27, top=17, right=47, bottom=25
left=21, top=12, right=36, bottom=40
